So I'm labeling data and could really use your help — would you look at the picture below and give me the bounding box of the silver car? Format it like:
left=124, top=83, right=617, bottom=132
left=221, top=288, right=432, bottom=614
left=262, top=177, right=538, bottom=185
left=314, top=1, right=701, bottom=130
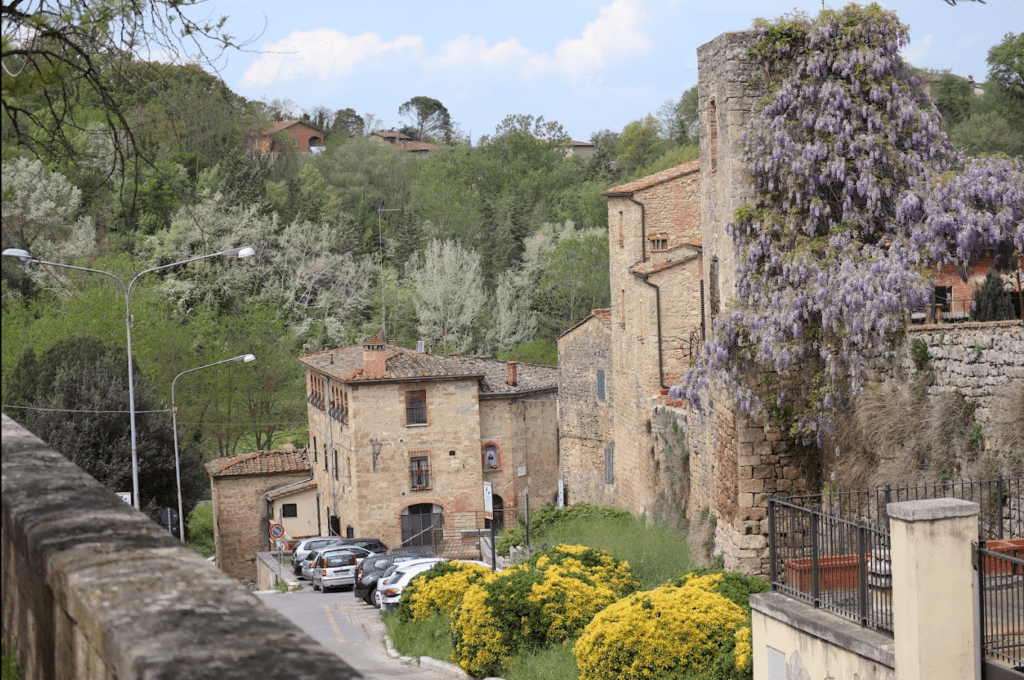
left=312, top=551, right=362, bottom=592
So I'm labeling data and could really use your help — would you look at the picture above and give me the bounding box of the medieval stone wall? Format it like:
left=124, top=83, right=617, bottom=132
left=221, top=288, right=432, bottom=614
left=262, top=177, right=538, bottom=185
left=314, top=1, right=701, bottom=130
left=557, top=316, right=616, bottom=506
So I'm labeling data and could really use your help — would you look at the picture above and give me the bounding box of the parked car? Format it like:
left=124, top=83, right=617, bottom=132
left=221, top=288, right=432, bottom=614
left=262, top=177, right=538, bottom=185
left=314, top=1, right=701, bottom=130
left=291, top=537, right=349, bottom=575
left=378, top=558, right=448, bottom=612
left=334, top=537, right=389, bottom=554
left=311, top=551, right=362, bottom=592
left=354, top=549, right=435, bottom=607
left=304, top=545, right=373, bottom=581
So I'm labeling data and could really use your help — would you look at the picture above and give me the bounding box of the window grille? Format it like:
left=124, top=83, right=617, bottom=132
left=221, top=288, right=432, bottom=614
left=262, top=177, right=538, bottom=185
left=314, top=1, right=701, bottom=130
left=604, top=444, right=615, bottom=485
left=282, top=503, right=298, bottom=518
left=597, top=370, right=606, bottom=402
left=410, top=456, right=431, bottom=490
left=406, top=390, right=427, bottom=425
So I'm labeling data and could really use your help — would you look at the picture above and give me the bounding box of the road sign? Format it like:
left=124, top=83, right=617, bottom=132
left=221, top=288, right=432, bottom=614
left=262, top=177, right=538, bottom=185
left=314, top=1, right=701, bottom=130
left=270, top=523, right=285, bottom=540
left=160, top=508, right=179, bottom=533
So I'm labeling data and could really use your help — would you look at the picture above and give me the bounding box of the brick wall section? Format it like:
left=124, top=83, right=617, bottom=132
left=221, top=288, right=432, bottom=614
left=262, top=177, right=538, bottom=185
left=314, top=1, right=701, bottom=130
left=557, top=313, right=616, bottom=506
left=1, top=414, right=360, bottom=680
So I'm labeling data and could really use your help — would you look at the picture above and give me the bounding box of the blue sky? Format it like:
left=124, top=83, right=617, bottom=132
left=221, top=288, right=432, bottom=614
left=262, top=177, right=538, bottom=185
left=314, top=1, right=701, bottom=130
left=193, top=0, right=1022, bottom=143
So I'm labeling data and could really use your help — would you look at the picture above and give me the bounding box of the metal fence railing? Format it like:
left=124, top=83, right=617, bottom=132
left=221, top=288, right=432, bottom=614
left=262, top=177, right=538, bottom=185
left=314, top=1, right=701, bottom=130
left=768, top=476, right=1022, bottom=637
left=780, top=476, right=1022, bottom=540
left=399, top=509, right=520, bottom=559
left=768, top=497, right=894, bottom=633
left=976, top=542, right=1024, bottom=669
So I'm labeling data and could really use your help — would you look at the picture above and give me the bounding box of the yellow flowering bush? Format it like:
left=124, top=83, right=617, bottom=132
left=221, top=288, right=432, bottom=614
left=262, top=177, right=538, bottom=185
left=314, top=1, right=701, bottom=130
left=573, top=573, right=747, bottom=680
left=449, top=544, right=638, bottom=678
left=397, top=560, right=495, bottom=623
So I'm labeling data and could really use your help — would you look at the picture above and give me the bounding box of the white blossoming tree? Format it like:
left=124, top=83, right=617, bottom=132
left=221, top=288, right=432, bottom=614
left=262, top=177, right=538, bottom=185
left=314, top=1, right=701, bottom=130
left=409, top=238, right=487, bottom=355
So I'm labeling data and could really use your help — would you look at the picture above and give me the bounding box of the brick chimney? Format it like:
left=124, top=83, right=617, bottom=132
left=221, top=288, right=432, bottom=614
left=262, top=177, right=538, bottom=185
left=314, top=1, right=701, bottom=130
left=362, top=330, right=386, bottom=379
left=506, top=361, right=518, bottom=387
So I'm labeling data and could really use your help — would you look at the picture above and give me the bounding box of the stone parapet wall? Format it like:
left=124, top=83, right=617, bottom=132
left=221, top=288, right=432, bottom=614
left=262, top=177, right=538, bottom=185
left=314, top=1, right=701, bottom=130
left=1, top=414, right=361, bottom=680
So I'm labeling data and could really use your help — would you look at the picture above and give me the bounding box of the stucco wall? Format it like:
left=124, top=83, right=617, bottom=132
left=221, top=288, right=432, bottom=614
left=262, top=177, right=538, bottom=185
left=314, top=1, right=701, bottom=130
left=1, top=414, right=360, bottom=680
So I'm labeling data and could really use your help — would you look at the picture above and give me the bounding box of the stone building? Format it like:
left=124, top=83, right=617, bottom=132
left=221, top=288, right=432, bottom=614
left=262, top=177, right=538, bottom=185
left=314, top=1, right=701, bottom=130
left=205, top=449, right=312, bottom=581
left=602, top=161, right=704, bottom=521
left=557, top=309, right=615, bottom=506
left=298, top=337, right=558, bottom=554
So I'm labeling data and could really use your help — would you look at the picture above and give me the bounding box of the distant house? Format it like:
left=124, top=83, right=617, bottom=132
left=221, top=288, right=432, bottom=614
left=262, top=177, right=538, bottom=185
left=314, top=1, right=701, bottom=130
left=565, top=140, right=596, bottom=159
left=205, top=449, right=312, bottom=582
left=369, top=130, right=441, bottom=154
left=298, top=334, right=559, bottom=554
left=249, top=120, right=326, bottom=157
left=265, top=477, right=319, bottom=547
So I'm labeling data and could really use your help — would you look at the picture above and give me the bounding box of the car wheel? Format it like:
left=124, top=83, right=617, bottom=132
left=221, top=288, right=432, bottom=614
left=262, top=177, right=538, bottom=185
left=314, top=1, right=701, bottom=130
left=372, top=588, right=383, bottom=609
left=313, top=580, right=320, bottom=591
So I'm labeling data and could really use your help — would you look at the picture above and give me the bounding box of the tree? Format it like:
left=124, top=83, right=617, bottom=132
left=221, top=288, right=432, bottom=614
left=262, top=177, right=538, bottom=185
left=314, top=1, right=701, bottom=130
left=332, top=107, right=364, bottom=138
left=398, top=96, right=452, bottom=143
left=658, top=85, right=699, bottom=146
left=409, top=238, right=486, bottom=354
left=485, top=270, right=537, bottom=354
left=534, top=228, right=611, bottom=338
left=618, top=115, right=664, bottom=172
left=933, top=73, right=974, bottom=130
left=675, top=5, right=1024, bottom=442
left=5, top=337, right=206, bottom=528
left=971, top=270, right=1015, bottom=321
left=1, top=0, right=243, bottom=194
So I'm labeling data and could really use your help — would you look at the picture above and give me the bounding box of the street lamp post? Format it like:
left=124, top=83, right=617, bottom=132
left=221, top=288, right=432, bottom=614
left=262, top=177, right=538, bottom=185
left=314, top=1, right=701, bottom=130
left=171, top=353, right=256, bottom=542
left=2, top=246, right=255, bottom=510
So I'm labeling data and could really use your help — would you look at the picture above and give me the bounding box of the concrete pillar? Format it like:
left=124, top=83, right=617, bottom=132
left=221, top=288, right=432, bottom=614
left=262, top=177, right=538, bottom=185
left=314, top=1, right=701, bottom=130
left=888, top=498, right=979, bottom=680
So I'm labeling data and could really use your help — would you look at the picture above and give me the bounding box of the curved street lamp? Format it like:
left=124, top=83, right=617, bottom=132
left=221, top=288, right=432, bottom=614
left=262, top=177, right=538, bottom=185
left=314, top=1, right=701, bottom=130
left=2, top=246, right=256, bottom=510
left=171, top=354, right=256, bottom=542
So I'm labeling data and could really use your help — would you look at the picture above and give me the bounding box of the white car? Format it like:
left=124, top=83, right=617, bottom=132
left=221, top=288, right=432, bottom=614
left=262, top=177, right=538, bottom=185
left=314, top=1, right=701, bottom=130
left=378, top=558, right=448, bottom=612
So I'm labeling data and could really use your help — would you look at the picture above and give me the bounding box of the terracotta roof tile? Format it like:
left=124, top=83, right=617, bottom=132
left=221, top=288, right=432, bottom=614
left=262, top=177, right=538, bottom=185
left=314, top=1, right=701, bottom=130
left=605, top=160, right=700, bottom=195
left=205, top=449, right=311, bottom=478
left=629, top=247, right=700, bottom=276
left=298, top=343, right=558, bottom=394
left=266, top=478, right=318, bottom=500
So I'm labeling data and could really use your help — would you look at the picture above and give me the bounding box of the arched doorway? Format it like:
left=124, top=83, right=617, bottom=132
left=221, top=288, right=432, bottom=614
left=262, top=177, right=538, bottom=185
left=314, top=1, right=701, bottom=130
left=485, top=494, right=505, bottom=532
left=401, top=503, right=443, bottom=548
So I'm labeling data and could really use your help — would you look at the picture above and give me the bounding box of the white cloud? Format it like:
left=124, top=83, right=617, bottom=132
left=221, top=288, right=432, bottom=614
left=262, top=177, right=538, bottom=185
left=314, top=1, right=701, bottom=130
left=901, top=34, right=932, bottom=66
left=240, top=29, right=423, bottom=88
left=425, top=0, right=652, bottom=82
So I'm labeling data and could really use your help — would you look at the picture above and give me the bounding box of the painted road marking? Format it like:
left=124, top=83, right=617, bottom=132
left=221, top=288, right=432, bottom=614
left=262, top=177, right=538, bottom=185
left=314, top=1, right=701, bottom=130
left=324, top=604, right=345, bottom=644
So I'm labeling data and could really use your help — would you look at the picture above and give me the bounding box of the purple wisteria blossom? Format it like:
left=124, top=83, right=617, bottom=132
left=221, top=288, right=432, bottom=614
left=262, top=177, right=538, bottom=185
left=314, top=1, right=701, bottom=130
left=673, top=4, right=1024, bottom=442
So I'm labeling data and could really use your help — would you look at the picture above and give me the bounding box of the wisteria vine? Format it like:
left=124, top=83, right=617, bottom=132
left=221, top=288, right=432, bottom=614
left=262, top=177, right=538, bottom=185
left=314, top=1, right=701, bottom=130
left=672, top=4, right=1024, bottom=444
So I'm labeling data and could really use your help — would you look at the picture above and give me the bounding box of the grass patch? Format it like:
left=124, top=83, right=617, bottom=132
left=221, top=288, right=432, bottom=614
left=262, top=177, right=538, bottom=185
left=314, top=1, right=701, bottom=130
left=383, top=612, right=454, bottom=662
left=505, top=641, right=579, bottom=680
left=536, top=514, right=696, bottom=590
left=2, top=642, right=20, bottom=680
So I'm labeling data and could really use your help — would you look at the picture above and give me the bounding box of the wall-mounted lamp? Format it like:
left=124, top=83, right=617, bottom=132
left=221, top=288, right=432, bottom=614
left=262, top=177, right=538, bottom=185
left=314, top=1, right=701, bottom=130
left=370, top=439, right=383, bottom=471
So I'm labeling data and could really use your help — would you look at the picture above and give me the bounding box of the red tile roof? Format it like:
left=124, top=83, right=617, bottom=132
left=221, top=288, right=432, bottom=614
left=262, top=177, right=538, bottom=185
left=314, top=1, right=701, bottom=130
left=605, top=160, right=700, bottom=195
left=628, top=247, right=700, bottom=276
left=266, top=478, right=318, bottom=500
left=205, top=449, right=311, bottom=478
left=298, top=343, right=558, bottom=394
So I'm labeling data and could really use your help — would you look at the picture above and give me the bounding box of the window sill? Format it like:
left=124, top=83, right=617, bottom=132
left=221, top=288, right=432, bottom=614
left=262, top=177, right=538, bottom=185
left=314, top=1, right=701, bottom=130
left=406, top=423, right=428, bottom=428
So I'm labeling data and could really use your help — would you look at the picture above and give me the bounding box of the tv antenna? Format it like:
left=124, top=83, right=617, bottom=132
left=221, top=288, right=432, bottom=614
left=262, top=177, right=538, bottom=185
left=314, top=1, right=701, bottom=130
left=377, top=206, right=402, bottom=341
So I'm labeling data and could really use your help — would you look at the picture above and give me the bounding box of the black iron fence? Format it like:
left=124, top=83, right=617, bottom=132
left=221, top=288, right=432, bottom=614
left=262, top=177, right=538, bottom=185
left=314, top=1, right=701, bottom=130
left=780, top=475, right=1022, bottom=540
left=768, top=496, right=894, bottom=633
left=976, top=542, right=1024, bottom=670
left=768, top=476, right=1023, bottom=637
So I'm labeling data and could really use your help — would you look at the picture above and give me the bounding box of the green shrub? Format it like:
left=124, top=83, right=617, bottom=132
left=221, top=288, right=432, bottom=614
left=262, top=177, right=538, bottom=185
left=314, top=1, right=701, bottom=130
left=449, top=544, right=638, bottom=678
left=186, top=504, right=215, bottom=557
left=397, top=561, right=495, bottom=623
left=573, top=573, right=749, bottom=680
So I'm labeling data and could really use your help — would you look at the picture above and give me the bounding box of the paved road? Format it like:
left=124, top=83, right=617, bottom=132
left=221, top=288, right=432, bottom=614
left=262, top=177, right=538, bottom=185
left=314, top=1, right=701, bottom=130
left=257, top=585, right=464, bottom=680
